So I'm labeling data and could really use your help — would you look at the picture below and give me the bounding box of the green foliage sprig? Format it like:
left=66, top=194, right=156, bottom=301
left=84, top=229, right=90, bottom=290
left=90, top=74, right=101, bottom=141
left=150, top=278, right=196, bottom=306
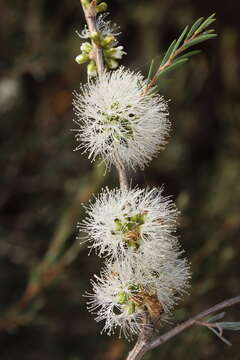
left=145, top=13, right=217, bottom=93
left=206, top=312, right=240, bottom=346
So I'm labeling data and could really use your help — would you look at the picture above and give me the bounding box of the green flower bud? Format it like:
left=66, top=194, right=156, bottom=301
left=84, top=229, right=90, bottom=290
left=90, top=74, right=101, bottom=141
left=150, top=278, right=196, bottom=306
left=131, top=213, right=145, bottom=225
left=101, top=35, right=115, bottom=47
left=87, top=60, right=97, bottom=77
left=106, top=58, right=118, bottom=69
left=128, top=284, right=140, bottom=291
left=116, top=291, right=128, bottom=304
left=80, top=42, right=92, bottom=53
left=126, top=301, right=136, bottom=314
left=81, top=0, right=90, bottom=8
left=114, top=218, right=124, bottom=232
left=103, top=48, right=115, bottom=58
left=104, top=46, right=125, bottom=60
left=75, top=53, right=89, bottom=64
left=96, top=2, right=108, bottom=13
left=91, top=31, right=101, bottom=46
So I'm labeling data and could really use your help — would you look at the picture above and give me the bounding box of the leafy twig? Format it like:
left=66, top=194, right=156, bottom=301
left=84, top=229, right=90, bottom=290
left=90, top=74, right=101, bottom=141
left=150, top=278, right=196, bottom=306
left=126, top=295, right=240, bottom=360
left=144, top=13, right=217, bottom=94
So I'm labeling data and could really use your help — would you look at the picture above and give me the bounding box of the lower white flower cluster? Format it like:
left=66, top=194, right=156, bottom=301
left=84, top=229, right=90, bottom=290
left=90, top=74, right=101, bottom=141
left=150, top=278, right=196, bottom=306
left=81, top=187, right=190, bottom=338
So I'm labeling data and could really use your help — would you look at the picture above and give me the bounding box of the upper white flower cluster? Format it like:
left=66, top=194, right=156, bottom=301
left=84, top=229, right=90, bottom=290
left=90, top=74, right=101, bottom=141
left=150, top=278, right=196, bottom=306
left=80, top=187, right=190, bottom=338
left=73, top=67, right=170, bottom=170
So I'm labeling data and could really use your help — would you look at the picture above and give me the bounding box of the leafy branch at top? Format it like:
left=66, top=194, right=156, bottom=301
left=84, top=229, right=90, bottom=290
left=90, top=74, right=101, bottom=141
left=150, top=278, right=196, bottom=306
left=144, top=13, right=217, bottom=94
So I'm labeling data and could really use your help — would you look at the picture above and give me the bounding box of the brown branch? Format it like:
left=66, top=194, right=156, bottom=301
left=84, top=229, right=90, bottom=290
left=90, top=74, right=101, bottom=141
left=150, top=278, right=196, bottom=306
left=194, top=320, right=223, bottom=337
left=149, top=295, right=240, bottom=350
left=126, top=313, right=154, bottom=360
left=114, top=153, right=129, bottom=190
left=126, top=295, right=240, bottom=360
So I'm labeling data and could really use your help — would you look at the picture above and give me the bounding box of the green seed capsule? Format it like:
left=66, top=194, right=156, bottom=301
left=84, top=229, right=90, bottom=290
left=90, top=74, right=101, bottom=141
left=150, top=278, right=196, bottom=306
left=116, top=291, right=128, bottom=304
left=126, top=301, right=136, bottom=314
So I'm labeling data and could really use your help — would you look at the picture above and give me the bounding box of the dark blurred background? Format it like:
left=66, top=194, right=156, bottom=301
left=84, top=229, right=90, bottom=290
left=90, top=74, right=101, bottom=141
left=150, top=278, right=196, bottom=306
left=0, top=0, right=240, bottom=359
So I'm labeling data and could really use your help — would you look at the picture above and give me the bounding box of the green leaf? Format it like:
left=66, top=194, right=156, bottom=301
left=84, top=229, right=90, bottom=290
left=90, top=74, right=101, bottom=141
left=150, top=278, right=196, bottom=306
left=202, top=29, right=216, bottom=35
left=160, top=39, right=177, bottom=66
left=196, top=13, right=216, bottom=34
left=176, top=49, right=201, bottom=62
left=147, top=59, right=155, bottom=83
left=186, top=16, right=204, bottom=39
left=184, top=34, right=217, bottom=49
left=172, top=25, right=189, bottom=54
left=207, top=312, right=226, bottom=322
left=217, top=322, right=240, bottom=331
left=159, top=58, right=189, bottom=77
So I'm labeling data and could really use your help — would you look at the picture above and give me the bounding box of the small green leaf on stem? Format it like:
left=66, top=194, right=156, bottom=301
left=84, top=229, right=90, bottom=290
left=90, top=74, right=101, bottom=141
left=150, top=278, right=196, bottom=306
left=207, top=312, right=226, bottom=322
left=186, top=17, right=204, bottom=39
left=175, top=49, right=201, bottom=62
left=183, top=33, right=217, bottom=49
left=160, top=39, right=177, bottom=66
left=147, top=60, right=155, bottom=84
left=172, top=25, right=189, bottom=54
left=217, top=322, right=240, bottom=331
left=159, top=58, right=189, bottom=77
left=195, top=13, right=216, bottom=35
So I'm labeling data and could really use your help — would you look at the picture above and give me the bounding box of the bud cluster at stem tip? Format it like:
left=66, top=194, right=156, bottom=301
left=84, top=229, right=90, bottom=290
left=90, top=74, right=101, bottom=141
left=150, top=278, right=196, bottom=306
left=76, top=4, right=126, bottom=76
left=81, top=0, right=107, bottom=13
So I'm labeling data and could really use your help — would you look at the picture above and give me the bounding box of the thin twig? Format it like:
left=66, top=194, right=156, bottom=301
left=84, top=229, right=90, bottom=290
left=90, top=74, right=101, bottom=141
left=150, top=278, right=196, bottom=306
left=143, top=30, right=201, bottom=94
left=194, top=320, right=223, bottom=337
left=126, top=313, right=154, bottom=360
left=149, top=295, right=240, bottom=350
left=114, top=154, right=129, bottom=190
left=126, top=295, right=240, bottom=359
left=80, top=0, right=129, bottom=190
left=80, top=0, right=104, bottom=75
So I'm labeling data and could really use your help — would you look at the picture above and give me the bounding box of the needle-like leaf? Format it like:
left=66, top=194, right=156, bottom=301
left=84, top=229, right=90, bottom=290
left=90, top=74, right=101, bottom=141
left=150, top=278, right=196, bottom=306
left=186, top=16, right=204, bottom=39
left=160, top=39, right=177, bottom=66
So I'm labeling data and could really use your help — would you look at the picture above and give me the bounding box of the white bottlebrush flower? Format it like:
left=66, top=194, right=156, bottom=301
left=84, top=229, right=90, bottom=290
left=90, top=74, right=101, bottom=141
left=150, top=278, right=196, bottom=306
left=73, top=67, right=170, bottom=169
left=79, top=187, right=180, bottom=263
left=87, top=259, right=190, bottom=338
left=87, top=261, right=148, bottom=338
